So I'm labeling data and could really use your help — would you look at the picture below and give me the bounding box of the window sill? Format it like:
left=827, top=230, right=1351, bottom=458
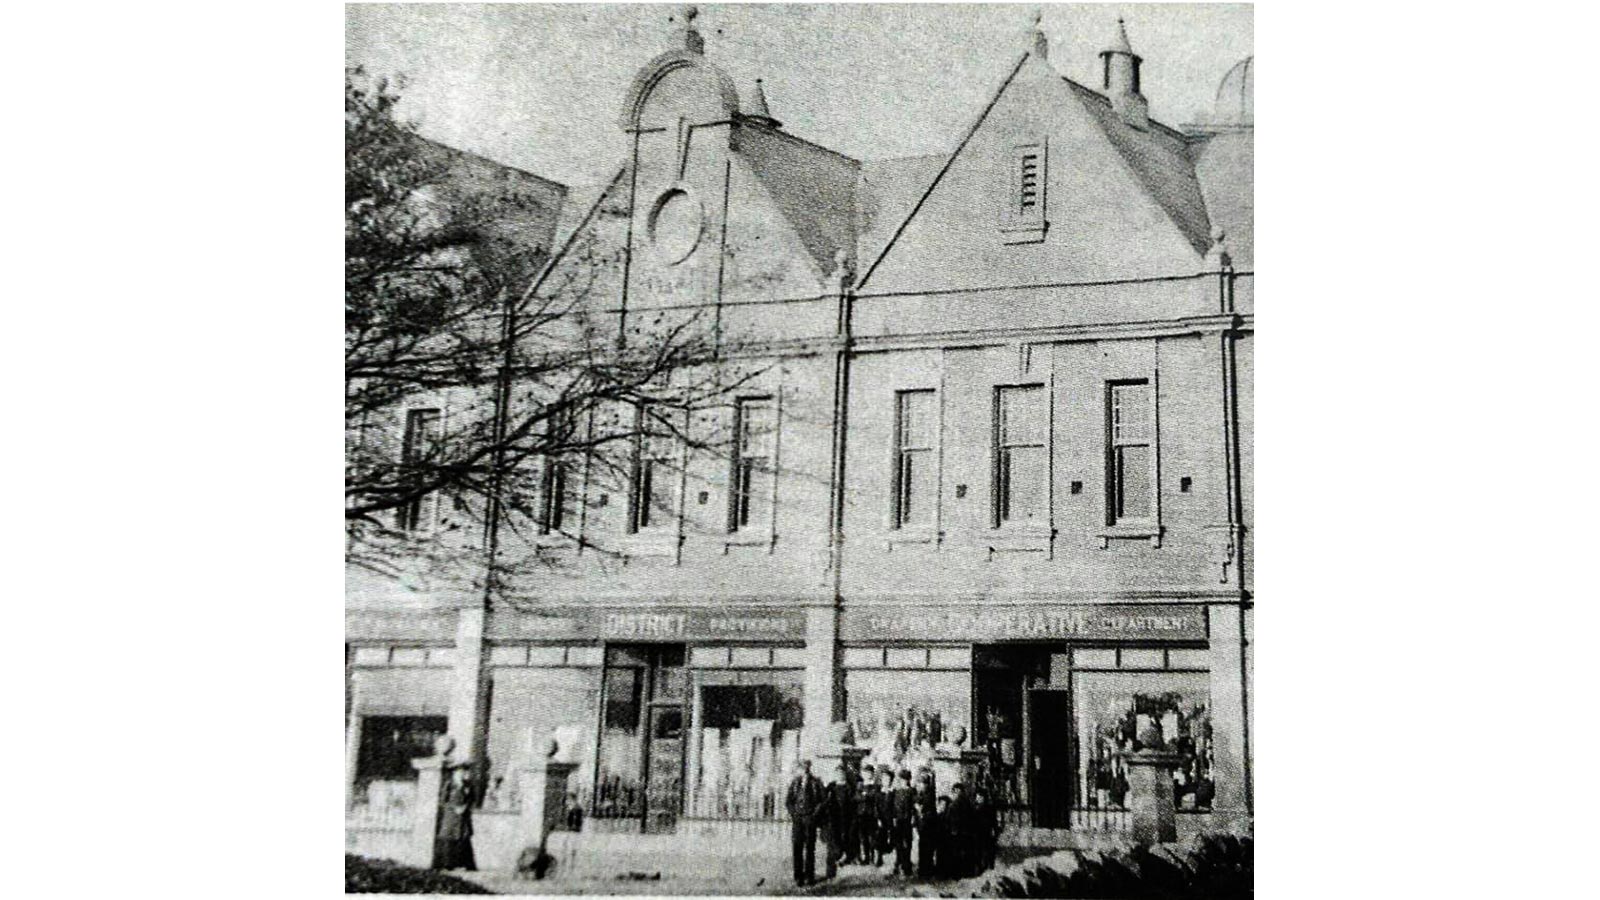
left=532, top=537, right=577, bottom=557
left=620, top=532, right=681, bottom=559
left=1000, top=221, right=1048, bottom=245
left=1097, top=524, right=1163, bottom=549
left=722, top=533, right=777, bottom=555
left=882, top=527, right=939, bottom=551
left=987, top=525, right=1055, bottom=555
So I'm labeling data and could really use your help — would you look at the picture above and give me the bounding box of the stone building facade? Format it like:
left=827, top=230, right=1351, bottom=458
left=347, top=11, right=1253, bottom=870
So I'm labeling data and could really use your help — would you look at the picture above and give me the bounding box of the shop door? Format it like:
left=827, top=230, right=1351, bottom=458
left=643, top=704, right=684, bottom=833
left=1029, top=690, right=1073, bottom=828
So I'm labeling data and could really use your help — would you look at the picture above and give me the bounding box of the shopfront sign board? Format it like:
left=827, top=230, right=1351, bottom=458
left=490, top=606, right=807, bottom=643
left=838, top=604, right=1205, bottom=643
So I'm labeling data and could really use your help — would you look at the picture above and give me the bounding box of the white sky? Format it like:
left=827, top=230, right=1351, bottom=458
left=347, top=3, right=1253, bottom=187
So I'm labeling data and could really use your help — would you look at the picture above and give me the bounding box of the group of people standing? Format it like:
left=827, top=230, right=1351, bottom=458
left=784, top=760, right=1000, bottom=887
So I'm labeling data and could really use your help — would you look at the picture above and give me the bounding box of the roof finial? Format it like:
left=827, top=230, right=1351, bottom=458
left=1205, top=227, right=1232, bottom=271
left=1111, top=16, right=1135, bottom=56
left=1030, top=8, right=1049, bottom=60
left=678, top=4, right=704, bottom=54
left=832, top=249, right=856, bottom=292
left=743, top=77, right=781, bottom=129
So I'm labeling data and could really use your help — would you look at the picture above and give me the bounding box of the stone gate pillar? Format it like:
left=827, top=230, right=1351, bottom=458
left=517, top=735, right=578, bottom=875
left=406, top=737, right=456, bottom=868
left=1124, top=750, right=1180, bottom=845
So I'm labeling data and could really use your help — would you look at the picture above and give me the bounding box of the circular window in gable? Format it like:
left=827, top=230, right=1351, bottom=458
left=648, top=187, right=705, bottom=265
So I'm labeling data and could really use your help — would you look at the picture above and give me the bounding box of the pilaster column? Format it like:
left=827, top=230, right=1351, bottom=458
left=345, top=681, right=364, bottom=810
left=448, top=606, right=491, bottom=770
left=801, top=605, right=842, bottom=757
left=1207, top=603, right=1252, bottom=828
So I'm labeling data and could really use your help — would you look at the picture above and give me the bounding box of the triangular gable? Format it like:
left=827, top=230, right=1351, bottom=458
left=857, top=53, right=1031, bottom=289
left=858, top=53, right=1211, bottom=293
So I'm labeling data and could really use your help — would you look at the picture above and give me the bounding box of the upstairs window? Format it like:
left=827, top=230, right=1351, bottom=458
left=892, top=390, right=937, bottom=528
left=398, top=408, right=440, bottom=533
left=730, top=397, right=775, bottom=533
left=629, top=405, right=676, bottom=532
left=539, top=456, right=569, bottom=534
left=537, top=408, right=576, bottom=535
left=1107, top=380, right=1155, bottom=524
left=994, top=385, right=1046, bottom=526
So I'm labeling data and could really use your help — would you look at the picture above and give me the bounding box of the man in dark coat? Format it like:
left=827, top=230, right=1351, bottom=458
left=838, top=764, right=859, bottom=865
left=856, top=765, right=882, bottom=866
left=916, top=794, right=941, bottom=878
left=889, top=769, right=918, bottom=877
left=972, top=786, right=1000, bottom=874
left=785, top=760, right=824, bottom=886
left=820, top=764, right=855, bottom=879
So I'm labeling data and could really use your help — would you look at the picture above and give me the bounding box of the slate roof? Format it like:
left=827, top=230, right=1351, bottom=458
left=398, top=134, right=570, bottom=261
left=1062, top=79, right=1214, bottom=255
left=411, top=135, right=567, bottom=198
left=737, top=125, right=861, bottom=276
left=531, top=58, right=1252, bottom=291
left=1190, top=132, right=1254, bottom=268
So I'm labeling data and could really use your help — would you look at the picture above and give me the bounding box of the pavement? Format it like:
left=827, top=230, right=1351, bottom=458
left=451, top=855, right=1006, bottom=897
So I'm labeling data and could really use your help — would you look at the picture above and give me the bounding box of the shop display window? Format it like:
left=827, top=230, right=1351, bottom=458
left=688, top=683, right=803, bottom=819
left=350, top=715, right=448, bottom=814
left=847, top=669, right=970, bottom=778
left=1072, top=671, right=1213, bottom=813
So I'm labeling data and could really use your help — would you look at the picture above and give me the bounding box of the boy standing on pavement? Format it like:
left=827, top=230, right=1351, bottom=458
left=890, top=769, right=917, bottom=877
left=856, top=764, right=881, bottom=866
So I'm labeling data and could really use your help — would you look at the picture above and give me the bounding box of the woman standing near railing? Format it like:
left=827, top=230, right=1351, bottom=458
left=433, top=768, right=477, bottom=871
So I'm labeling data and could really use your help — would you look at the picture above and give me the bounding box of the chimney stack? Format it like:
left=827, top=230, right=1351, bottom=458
left=1099, top=17, right=1149, bottom=130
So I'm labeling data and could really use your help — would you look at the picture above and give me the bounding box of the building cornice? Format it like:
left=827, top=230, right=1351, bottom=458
left=850, top=313, right=1253, bottom=354
left=853, top=270, right=1252, bottom=302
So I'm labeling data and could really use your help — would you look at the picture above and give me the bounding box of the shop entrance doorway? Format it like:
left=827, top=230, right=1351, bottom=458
left=1028, top=690, right=1073, bottom=828
left=644, top=703, right=685, bottom=833
left=596, top=644, right=686, bottom=833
